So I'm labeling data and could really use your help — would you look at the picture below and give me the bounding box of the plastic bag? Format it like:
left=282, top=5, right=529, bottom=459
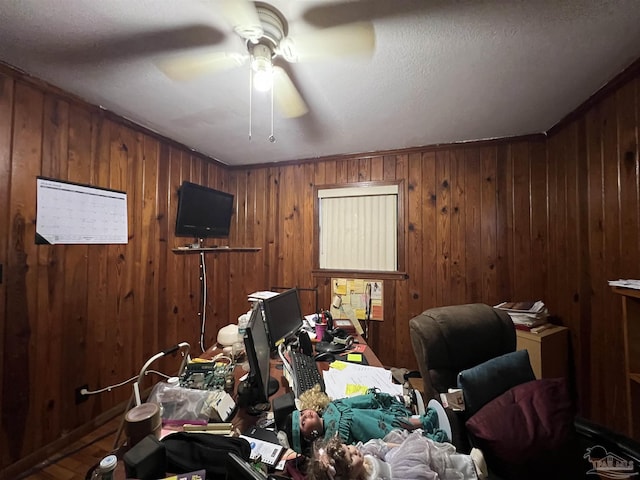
left=148, top=381, right=217, bottom=425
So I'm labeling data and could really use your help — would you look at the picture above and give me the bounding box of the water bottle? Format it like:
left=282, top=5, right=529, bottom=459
left=91, top=454, right=117, bottom=480
left=238, top=312, right=250, bottom=338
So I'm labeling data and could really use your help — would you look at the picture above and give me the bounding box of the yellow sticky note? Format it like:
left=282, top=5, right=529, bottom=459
left=330, top=360, right=348, bottom=370
left=347, top=353, right=363, bottom=363
left=345, top=384, right=369, bottom=396
left=334, top=278, right=347, bottom=295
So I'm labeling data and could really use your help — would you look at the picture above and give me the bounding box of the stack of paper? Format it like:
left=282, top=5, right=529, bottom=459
left=322, top=362, right=403, bottom=400
left=239, top=433, right=285, bottom=466
left=248, top=291, right=279, bottom=302
left=609, top=279, right=640, bottom=290
left=494, top=300, right=549, bottom=329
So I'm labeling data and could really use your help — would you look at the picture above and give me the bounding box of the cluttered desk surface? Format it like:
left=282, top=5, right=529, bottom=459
left=212, top=333, right=386, bottom=433
left=108, top=336, right=398, bottom=479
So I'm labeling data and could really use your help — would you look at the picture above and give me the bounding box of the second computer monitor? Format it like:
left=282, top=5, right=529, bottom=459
left=244, top=303, right=278, bottom=404
left=262, top=288, right=304, bottom=349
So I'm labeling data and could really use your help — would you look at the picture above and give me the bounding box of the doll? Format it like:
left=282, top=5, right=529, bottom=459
left=284, top=387, right=447, bottom=455
left=306, top=430, right=487, bottom=480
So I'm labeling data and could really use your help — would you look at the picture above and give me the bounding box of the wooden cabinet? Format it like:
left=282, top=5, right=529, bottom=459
left=612, top=286, right=640, bottom=440
left=516, top=325, right=569, bottom=379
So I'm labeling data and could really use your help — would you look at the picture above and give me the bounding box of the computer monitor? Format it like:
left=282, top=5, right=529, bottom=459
left=243, top=304, right=279, bottom=404
left=262, top=288, right=304, bottom=349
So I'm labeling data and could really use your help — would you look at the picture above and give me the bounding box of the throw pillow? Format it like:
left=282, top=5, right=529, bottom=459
left=465, top=377, right=574, bottom=463
left=457, top=349, right=535, bottom=416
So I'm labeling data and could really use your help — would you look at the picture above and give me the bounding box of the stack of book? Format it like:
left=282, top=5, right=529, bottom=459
left=494, top=301, right=549, bottom=331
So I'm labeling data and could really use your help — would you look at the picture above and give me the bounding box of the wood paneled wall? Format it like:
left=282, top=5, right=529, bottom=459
left=225, top=143, right=552, bottom=375
left=1, top=60, right=640, bottom=476
left=0, top=68, right=238, bottom=475
left=545, top=74, right=640, bottom=434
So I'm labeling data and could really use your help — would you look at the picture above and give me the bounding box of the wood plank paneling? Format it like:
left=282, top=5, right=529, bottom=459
left=0, top=75, right=13, bottom=463
left=529, top=140, right=547, bottom=301
left=450, top=148, right=466, bottom=303
left=511, top=142, right=531, bottom=298
left=601, top=93, right=626, bottom=431
left=435, top=150, right=451, bottom=308
left=141, top=134, right=160, bottom=361
left=36, top=94, right=68, bottom=448
left=87, top=114, right=111, bottom=415
left=480, top=147, right=498, bottom=304
left=407, top=152, right=423, bottom=322
left=464, top=149, right=481, bottom=302
left=420, top=151, right=438, bottom=311
left=7, top=81, right=43, bottom=461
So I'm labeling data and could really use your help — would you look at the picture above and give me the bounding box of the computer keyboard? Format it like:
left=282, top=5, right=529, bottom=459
left=289, top=350, right=325, bottom=398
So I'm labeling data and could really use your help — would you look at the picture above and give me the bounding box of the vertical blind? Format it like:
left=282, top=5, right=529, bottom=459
left=318, top=185, right=398, bottom=271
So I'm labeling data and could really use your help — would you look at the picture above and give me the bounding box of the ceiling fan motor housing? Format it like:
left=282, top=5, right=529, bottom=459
left=253, top=3, right=287, bottom=50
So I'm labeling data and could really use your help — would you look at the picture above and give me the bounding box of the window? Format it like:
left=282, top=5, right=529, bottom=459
left=313, top=181, right=405, bottom=276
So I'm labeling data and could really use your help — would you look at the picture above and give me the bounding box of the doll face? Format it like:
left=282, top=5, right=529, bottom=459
left=299, top=409, right=323, bottom=439
left=343, top=444, right=365, bottom=476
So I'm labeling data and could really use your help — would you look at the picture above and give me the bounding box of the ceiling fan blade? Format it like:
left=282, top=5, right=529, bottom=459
left=279, top=22, right=375, bottom=63
left=303, top=0, right=428, bottom=28
left=273, top=66, right=308, bottom=118
left=155, top=50, right=247, bottom=81
left=218, top=0, right=263, bottom=41
left=36, top=25, right=226, bottom=64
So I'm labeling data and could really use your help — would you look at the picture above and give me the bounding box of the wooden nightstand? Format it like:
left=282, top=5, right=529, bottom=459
left=516, top=325, right=569, bottom=379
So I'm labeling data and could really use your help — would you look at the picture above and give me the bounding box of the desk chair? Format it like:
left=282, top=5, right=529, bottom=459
left=409, top=303, right=515, bottom=403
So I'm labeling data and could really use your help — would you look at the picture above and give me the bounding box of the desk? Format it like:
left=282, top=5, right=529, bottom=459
left=102, top=337, right=384, bottom=478
left=230, top=335, right=383, bottom=433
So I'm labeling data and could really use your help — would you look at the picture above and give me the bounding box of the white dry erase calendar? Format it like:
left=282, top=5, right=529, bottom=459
left=36, top=177, right=128, bottom=245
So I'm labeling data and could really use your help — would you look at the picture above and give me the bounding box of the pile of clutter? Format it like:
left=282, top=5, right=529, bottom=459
left=494, top=301, right=549, bottom=331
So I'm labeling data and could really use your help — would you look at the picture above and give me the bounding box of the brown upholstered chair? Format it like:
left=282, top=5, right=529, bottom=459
left=409, top=303, right=516, bottom=403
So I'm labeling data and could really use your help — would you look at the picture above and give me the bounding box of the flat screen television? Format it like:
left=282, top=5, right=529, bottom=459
left=175, top=181, right=234, bottom=239
left=262, top=288, right=304, bottom=349
left=243, top=304, right=278, bottom=405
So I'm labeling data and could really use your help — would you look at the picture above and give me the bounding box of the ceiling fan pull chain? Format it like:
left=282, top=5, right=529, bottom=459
left=248, top=64, right=253, bottom=140
left=268, top=83, right=275, bottom=143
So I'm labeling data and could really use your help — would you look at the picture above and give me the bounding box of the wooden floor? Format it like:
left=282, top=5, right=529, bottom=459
left=18, top=415, right=121, bottom=480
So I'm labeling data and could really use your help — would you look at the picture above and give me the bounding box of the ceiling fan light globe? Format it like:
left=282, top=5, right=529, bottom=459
left=253, top=68, right=273, bottom=92
left=251, top=44, right=273, bottom=91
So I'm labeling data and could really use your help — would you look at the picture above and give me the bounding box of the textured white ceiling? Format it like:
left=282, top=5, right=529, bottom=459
left=1, top=0, right=640, bottom=166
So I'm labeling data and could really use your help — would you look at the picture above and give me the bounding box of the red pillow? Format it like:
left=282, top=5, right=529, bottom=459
left=465, top=378, right=574, bottom=462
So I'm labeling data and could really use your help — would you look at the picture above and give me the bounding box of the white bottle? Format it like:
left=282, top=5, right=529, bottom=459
left=237, top=312, right=250, bottom=339
left=91, top=454, right=117, bottom=480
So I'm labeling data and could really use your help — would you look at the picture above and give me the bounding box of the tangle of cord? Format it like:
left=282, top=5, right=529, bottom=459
left=82, top=369, right=172, bottom=396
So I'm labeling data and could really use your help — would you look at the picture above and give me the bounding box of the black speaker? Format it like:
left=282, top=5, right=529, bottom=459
left=123, top=434, right=166, bottom=480
left=272, top=392, right=296, bottom=431
left=298, top=330, right=313, bottom=356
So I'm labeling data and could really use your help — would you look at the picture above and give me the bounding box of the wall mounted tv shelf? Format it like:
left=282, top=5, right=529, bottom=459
left=172, top=247, right=261, bottom=254
left=172, top=245, right=261, bottom=353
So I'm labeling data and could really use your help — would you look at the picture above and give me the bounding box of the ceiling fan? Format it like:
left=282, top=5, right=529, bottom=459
left=156, top=0, right=375, bottom=119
